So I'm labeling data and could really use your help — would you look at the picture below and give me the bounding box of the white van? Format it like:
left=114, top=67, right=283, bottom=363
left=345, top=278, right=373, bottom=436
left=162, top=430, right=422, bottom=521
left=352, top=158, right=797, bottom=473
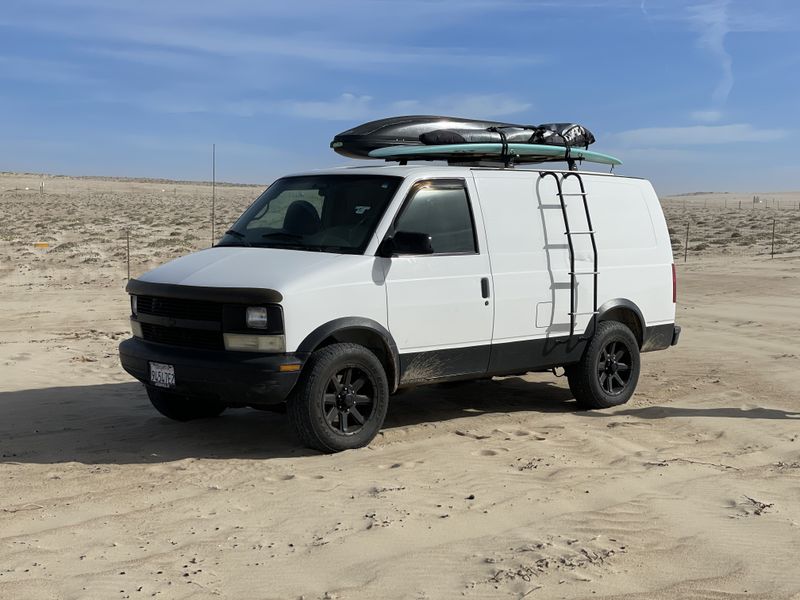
left=120, top=164, right=680, bottom=452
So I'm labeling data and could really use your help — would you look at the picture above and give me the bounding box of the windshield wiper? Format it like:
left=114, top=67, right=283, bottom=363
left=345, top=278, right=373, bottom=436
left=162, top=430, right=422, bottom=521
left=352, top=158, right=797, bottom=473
left=260, top=243, right=353, bottom=254
left=216, top=229, right=251, bottom=247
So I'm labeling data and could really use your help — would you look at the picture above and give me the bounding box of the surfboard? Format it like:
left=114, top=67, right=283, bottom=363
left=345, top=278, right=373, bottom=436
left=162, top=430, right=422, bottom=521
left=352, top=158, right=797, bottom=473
left=369, top=143, right=622, bottom=166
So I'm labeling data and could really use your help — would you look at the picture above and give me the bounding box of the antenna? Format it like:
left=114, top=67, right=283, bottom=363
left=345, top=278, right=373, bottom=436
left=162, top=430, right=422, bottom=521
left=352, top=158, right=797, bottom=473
left=211, top=143, right=216, bottom=246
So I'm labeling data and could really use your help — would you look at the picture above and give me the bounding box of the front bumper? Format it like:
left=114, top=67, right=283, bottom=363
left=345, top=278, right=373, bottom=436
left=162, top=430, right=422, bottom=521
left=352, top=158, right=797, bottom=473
left=119, top=337, right=306, bottom=405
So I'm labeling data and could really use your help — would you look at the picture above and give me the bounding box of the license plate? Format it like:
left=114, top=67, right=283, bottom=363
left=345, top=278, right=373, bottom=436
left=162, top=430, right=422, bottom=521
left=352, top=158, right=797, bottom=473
left=149, top=362, right=175, bottom=389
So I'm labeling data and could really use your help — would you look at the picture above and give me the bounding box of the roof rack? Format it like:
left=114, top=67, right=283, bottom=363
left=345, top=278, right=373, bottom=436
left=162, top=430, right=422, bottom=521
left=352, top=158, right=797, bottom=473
left=368, top=143, right=622, bottom=169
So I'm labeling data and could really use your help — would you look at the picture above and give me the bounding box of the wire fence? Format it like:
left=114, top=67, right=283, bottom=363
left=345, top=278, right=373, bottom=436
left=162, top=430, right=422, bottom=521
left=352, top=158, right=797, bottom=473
left=0, top=176, right=259, bottom=284
left=2, top=176, right=799, bottom=289
left=666, top=194, right=800, bottom=212
left=661, top=196, right=800, bottom=261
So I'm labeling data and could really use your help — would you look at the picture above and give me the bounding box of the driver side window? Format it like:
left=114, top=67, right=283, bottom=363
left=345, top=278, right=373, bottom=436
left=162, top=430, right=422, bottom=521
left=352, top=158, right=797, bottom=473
left=395, top=183, right=477, bottom=254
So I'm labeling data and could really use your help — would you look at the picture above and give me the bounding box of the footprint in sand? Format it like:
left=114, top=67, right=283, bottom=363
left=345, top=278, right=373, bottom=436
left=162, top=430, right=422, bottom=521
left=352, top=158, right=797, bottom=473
left=473, top=448, right=511, bottom=456
left=733, top=320, right=762, bottom=328
left=378, top=461, right=423, bottom=470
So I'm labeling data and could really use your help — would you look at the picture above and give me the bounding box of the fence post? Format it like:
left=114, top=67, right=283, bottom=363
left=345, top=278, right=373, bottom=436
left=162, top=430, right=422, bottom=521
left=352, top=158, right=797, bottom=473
left=771, top=218, right=776, bottom=259
left=684, top=221, right=690, bottom=263
left=211, top=143, right=216, bottom=247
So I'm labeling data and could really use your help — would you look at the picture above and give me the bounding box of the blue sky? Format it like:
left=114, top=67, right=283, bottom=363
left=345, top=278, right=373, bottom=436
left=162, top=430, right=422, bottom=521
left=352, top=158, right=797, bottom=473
left=1, top=0, right=798, bottom=194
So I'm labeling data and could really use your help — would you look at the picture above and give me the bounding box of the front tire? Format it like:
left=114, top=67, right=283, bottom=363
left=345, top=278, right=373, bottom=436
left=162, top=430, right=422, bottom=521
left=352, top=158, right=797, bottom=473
left=146, top=387, right=226, bottom=421
left=566, top=320, right=640, bottom=409
left=288, top=343, right=389, bottom=453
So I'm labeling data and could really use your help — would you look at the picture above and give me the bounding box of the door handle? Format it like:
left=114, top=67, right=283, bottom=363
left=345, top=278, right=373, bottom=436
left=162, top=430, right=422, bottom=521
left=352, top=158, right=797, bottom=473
left=480, top=277, right=490, bottom=299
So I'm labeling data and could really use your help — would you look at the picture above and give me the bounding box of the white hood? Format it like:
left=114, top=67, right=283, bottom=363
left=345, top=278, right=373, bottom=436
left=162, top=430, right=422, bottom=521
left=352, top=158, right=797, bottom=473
left=138, top=246, right=353, bottom=294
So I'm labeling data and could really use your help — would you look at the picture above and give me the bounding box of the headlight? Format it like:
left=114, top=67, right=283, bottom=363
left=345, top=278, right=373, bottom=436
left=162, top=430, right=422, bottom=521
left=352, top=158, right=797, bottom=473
left=223, top=333, right=285, bottom=353
left=131, top=295, right=137, bottom=315
left=246, top=306, right=268, bottom=329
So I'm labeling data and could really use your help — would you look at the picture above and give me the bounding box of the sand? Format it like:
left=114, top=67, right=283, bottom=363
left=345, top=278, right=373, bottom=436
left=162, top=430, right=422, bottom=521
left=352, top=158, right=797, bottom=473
left=1, top=172, right=799, bottom=599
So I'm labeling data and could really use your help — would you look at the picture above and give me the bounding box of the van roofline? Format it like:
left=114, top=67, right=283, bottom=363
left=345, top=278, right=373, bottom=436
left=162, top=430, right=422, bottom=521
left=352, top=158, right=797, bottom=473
left=280, top=164, right=645, bottom=182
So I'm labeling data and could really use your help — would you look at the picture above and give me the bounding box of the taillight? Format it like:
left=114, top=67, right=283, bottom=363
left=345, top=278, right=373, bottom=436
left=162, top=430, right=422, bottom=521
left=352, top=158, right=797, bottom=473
left=672, top=263, right=677, bottom=303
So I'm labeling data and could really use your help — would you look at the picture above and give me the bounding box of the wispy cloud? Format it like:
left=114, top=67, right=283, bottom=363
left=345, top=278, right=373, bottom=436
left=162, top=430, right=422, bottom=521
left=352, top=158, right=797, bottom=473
left=0, top=11, right=545, bottom=72
left=643, top=0, right=799, bottom=122
left=389, top=95, right=532, bottom=120
left=0, top=55, right=97, bottom=85
left=689, top=0, right=733, bottom=107
left=226, top=93, right=532, bottom=121
left=690, top=109, right=724, bottom=123
left=615, top=123, right=787, bottom=146
left=86, top=47, right=209, bottom=71
left=272, top=94, right=376, bottom=121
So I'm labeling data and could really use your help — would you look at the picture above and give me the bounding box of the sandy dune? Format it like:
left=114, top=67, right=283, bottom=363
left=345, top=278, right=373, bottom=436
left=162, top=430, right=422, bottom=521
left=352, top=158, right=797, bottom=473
left=1, top=173, right=799, bottom=599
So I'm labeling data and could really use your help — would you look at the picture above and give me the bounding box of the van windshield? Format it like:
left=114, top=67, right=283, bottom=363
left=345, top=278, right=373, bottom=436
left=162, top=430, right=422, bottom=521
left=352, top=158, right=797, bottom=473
left=218, top=175, right=402, bottom=254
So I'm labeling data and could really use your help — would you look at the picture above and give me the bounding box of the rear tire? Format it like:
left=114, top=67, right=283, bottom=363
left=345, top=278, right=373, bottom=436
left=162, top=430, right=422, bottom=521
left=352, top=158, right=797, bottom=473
left=146, top=387, right=226, bottom=421
left=566, top=320, right=640, bottom=409
left=288, top=343, right=389, bottom=453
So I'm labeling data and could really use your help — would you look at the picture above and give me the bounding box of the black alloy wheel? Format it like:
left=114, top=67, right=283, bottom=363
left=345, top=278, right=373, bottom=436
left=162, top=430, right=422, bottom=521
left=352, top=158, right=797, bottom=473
left=597, top=340, right=633, bottom=395
left=323, top=366, right=375, bottom=435
left=566, top=320, right=641, bottom=409
left=288, top=343, right=389, bottom=452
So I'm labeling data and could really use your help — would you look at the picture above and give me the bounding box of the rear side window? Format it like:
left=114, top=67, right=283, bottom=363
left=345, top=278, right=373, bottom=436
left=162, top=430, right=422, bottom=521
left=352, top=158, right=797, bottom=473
left=395, top=184, right=477, bottom=254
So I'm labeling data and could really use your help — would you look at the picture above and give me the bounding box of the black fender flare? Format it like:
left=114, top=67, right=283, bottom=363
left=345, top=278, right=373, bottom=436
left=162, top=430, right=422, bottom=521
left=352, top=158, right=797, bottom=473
left=297, top=318, right=401, bottom=392
left=596, top=298, right=646, bottom=346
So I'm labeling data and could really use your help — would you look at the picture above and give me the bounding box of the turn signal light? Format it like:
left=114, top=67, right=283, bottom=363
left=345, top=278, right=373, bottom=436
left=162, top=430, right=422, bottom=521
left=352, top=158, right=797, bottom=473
left=223, top=333, right=284, bottom=353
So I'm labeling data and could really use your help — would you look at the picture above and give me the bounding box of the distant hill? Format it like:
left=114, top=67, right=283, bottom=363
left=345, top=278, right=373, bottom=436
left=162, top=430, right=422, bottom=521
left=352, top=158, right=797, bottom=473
left=0, top=171, right=263, bottom=188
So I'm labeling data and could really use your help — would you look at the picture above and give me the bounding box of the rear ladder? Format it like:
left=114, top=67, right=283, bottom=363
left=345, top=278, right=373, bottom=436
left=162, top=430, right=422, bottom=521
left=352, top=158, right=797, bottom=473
left=539, top=171, right=599, bottom=337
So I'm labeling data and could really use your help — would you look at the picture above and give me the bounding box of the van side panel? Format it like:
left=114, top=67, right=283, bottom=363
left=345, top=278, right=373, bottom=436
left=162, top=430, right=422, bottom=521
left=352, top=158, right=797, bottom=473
left=472, top=171, right=570, bottom=343
left=643, top=180, right=677, bottom=323
left=473, top=171, right=675, bottom=352
left=589, top=178, right=675, bottom=328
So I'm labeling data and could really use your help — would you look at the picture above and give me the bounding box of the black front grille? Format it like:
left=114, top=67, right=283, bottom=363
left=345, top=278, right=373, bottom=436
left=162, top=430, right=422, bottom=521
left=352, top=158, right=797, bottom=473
left=137, top=295, right=222, bottom=322
left=140, top=323, right=224, bottom=351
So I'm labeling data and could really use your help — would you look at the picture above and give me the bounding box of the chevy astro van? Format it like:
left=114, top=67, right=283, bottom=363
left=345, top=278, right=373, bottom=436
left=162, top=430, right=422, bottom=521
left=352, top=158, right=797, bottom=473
left=120, top=162, right=680, bottom=452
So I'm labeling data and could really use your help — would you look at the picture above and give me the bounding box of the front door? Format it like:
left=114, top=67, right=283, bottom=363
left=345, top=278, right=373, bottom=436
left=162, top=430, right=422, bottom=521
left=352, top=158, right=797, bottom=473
left=382, top=179, right=493, bottom=384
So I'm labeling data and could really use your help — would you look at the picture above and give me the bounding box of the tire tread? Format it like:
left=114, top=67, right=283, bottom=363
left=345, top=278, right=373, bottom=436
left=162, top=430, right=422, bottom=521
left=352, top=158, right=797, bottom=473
left=567, top=320, right=640, bottom=410
left=287, top=343, right=388, bottom=453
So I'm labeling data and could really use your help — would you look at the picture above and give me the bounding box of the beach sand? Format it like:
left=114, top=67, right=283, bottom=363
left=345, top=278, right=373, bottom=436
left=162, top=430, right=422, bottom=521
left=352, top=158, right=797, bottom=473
left=1, top=172, right=799, bottom=599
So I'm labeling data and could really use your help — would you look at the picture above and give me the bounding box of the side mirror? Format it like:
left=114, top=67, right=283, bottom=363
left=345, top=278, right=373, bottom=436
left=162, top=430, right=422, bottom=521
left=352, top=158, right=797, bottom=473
left=378, top=231, right=434, bottom=257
